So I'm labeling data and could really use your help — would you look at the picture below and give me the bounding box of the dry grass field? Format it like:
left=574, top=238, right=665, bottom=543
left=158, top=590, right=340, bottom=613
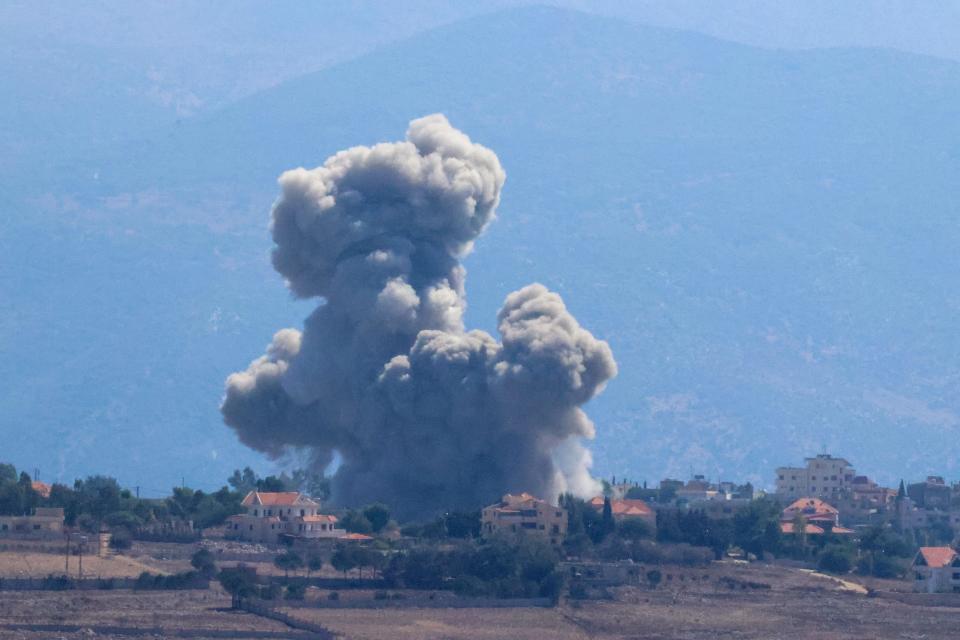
left=0, top=551, right=163, bottom=578
left=0, top=590, right=295, bottom=639
left=0, top=560, right=957, bottom=639
left=283, top=564, right=960, bottom=640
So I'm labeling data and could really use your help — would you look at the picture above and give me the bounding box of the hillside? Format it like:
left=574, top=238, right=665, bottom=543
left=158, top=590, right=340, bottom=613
left=5, top=6, right=960, bottom=489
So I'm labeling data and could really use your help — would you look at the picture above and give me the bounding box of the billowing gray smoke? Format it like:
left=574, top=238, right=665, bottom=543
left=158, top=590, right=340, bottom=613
left=222, top=115, right=617, bottom=518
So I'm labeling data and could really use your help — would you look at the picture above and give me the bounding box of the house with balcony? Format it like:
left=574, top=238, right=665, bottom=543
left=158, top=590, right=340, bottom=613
left=225, top=491, right=344, bottom=544
left=481, top=493, right=567, bottom=544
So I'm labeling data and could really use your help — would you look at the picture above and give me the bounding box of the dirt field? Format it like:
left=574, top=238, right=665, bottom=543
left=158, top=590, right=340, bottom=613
left=0, top=551, right=163, bottom=578
left=0, top=562, right=957, bottom=639
left=0, top=590, right=295, bottom=639
left=284, top=564, right=960, bottom=640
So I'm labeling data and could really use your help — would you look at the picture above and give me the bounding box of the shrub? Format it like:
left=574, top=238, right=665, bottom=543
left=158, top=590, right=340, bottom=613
left=109, top=527, right=133, bottom=551
left=452, top=575, right=488, bottom=597
left=646, top=569, right=662, bottom=588
left=285, top=583, right=306, bottom=600
left=817, top=544, right=854, bottom=574
left=191, top=549, right=217, bottom=577
left=327, top=591, right=340, bottom=601
left=569, top=582, right=588, bottom=600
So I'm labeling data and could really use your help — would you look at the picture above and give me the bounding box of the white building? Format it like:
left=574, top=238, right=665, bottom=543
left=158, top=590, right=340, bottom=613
left=225, top=492, right=344, bottom=544
left=775, top=454, right=857, bottom=501
left=912, top=547, right=960, bottom=593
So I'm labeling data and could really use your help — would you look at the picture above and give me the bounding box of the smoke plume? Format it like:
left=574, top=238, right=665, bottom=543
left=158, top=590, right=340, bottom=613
left=222, top=115, right=616, bottom=518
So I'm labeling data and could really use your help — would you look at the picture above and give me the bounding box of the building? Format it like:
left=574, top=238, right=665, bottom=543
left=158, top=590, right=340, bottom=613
left=588, top=496, right=656, bottom=529
left=225, top=492, right=343, bottom=544
left=481, top=493, right=567, bottom=544
left=781, top=497, right=840, bottom=526
left=0, top=507, right=65, bottom=539
left=912, top=547, right=960, bottom=593
left=907, top=477, right=953, bottom=511
left=779, top=497, right=853, bottom=535
left=775, top=454, right=857, bottom=501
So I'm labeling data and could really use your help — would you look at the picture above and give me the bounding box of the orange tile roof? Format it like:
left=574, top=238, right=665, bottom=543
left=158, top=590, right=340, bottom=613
left=302, top=514, right=338, bottom=524
left=241, top=491, right=317, bottom=507
left=31, top=481, right=51, bottom=498
left=589, top=496, right=653, bottom=517
left=341, top=533, right=373, bottom=541
left=783, top=497, right=838, bottom=514
left=917, top=547, right=958, bottom=568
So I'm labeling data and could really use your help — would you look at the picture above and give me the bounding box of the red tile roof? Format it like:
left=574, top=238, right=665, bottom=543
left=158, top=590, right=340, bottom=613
left=31, top=481, right=51, bottom=498
left=302, top=515, right=338, bottom=524
left=917, top=547, right=958, bottom=568
left=341, top=533, right=373, bottom=541
left=589, top=497, right=653, bottom=517
left=240, top=491, right=318, bottom=507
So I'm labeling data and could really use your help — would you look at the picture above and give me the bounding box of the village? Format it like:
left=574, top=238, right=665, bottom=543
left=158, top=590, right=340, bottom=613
left=1, top=453, right=959, bottom=638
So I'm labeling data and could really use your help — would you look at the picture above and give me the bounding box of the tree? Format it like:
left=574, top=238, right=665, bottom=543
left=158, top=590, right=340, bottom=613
left=444, top=510, right=481, bottom=538
left=601, top=496, right=615, bottom=535
left=817, top=544, right=854, bottom=574
left=362, top=503, right=390, bottom=533
left=341, top=510, right=374, bottom=534
left=330, top=545, right=358, bottom=578
left=218, top=568, right=256, bottom=607
left=617, top=518, right=651, bottom=541
left=274, top=550, right=303, bottom=579
left=191, top=549, right=217, bottom=578
left=307, top=553, right=323, bottom=578
left=0, top=463, right=16, bottom=484
left=228, top=467, right=259, bottom=493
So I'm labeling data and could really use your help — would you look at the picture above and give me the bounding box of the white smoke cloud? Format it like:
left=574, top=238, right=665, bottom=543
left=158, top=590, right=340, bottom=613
left=222, top=114, right=616, bottom=517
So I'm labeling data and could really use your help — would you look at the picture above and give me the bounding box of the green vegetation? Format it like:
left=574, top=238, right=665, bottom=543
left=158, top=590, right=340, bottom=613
left=384, top=536, right=562, bottom=600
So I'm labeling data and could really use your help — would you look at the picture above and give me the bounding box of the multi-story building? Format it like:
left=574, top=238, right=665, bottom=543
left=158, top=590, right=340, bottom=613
left=775, top=454, right=857, bottom=501
left=908, top=477, right=953, bottom=510
left=0, top=507, right=64, bottom=539
left=481, top=493, right=567, bottom=544
left=225, top=491, right=343, bottom=544
left=912, top=547, right=960, bottom=593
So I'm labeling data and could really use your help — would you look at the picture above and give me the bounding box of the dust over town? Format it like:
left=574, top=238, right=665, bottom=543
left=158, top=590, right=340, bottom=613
left=221, top=115, right=617, bottom=518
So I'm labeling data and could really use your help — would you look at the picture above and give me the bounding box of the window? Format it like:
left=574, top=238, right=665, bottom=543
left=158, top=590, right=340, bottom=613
left=33, top=524, right=41, bottom=530
left=254, top=509, right=258, bottom=516
left=916, top=573, right=924, bottom=580
left=552, top=524, right=560, bottom=534
left=522, top=522, right=537, bottom=529
left=953, top=573, right=960, bottom=580
left=831, top=475, right=837, bottom=481
left=300, top=509, right=305, bottom=516
left=779, top=475, right=784, bottom=480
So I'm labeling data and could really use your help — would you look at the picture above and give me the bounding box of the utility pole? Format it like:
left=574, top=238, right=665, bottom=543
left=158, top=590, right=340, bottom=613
left=78, top=536, right=84, bottom=580
left=135, top=486, right=140, bottom=499
left=64, top=532, right=70, bottom=575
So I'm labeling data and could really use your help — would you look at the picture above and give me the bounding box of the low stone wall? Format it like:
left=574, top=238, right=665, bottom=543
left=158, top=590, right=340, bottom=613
left=239, top=600, right=335, bottom=638
left=0, top=623, right=320, bottom=639
left=279, top=595, right=553, bottom=609
left=0, top=576, right=210, bottom=591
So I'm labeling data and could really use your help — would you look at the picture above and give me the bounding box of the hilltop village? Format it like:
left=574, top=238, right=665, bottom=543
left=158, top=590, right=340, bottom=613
left=0, top=454, right=960, bottom=599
